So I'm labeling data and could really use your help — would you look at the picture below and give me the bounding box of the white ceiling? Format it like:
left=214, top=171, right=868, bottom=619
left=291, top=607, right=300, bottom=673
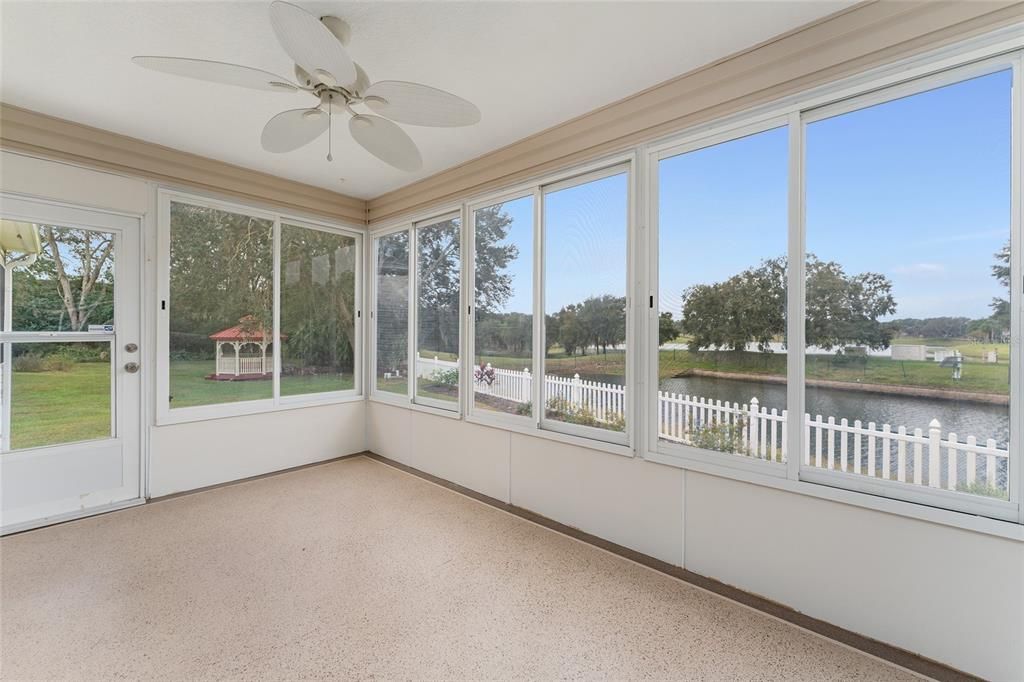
left=0, top=1, right=853, bottom=199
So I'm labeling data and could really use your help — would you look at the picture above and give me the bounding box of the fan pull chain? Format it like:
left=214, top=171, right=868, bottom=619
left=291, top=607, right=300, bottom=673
left=327, top=95, right=334, bottom=162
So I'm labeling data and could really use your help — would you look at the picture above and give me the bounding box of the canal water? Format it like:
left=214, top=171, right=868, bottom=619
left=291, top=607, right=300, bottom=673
left=567, top=371, right=1008, bottom=491
left=658, top=374, right=1009, bottom=448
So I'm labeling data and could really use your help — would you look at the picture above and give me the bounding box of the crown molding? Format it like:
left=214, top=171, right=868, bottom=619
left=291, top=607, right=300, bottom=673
left=366, top=1, right=1024, bottom=224
left=0, top=103, right=367, bottom=225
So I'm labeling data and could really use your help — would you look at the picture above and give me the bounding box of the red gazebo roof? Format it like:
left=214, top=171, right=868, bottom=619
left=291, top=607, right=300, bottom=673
left=209, top=316, right=286, bottom=342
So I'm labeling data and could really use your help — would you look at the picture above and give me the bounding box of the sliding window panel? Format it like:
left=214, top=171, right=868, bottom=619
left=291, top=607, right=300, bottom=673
left=802, top=67, right=1015, bottom=516
left=168, top=201, right=274, bottom=409
left=542, top=168, right=629, bottom=440
left=279, top=224, right=358, bottom=397
left=472, top=196, right=534, bottom=419
left=374, top=230, right=410, bottom=397
left=657, top=126, right=789, bottom=464
left=414, top=216, right=462, bottom=408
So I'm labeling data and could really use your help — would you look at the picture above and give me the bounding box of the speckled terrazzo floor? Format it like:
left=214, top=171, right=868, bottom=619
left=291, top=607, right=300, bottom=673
left=1, top=455, right=920, bottom=681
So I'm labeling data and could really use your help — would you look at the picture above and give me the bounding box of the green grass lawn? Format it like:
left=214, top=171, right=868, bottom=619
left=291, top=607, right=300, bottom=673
left=657, top=348, right=1009, bottom=395
left=7, top=360, right=355, bottom=451
left=473, top=345, right=1009, bottom=396
left=11, top=361, right=111, bottom=451
left=170, top=360, right=354, bottom=408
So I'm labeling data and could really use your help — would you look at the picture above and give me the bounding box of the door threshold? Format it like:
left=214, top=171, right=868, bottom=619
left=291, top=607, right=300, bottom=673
left=2, top=498, right=145, bottom=536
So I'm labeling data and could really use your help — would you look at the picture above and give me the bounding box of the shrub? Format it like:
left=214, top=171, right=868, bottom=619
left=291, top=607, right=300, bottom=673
left=13, top=353, right=73, bottom=373
left=430, top=368, right=460, bottom=386
left=689, top=418, right=748, bottom=455
left=956, top=481, right=1006, bottom=499
left=544, top=396, right=625, bottom=431
left=13, top=354, right=47, bottom=372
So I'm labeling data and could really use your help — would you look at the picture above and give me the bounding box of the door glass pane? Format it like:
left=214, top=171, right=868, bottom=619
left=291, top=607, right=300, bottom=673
left=0, top=221, right=115, bottom=332
left=168, top=201, right=273, bottom=408
left=473, top=196, right=533, bottom=416
left=543, top=171, right=628, bottom=433
left=416, top=217, right=461, bottom=405
left=658, top=127, right=788, bottom=462
left=375, top=231, right=409, bottom=396
left=280, top=224, right=357, bottom=397
left=804, top=71, right=1012, bottom=500
left=7, top=342, right=111, bottom=450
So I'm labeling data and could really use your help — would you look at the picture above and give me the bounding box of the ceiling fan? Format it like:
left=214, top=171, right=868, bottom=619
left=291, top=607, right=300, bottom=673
left=132, top=0, right=480, bottom=172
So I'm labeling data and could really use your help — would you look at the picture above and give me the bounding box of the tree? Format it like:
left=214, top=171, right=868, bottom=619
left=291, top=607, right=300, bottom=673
left=280, top=227, right=357, bottom=371
left=990, top=240, right=1010, bottom=332
left=658, top=312, right=677, bottom=345
left=375, top=232, right=410, bottom=374
left=473, top=205, right=518, bottom=314
left=678, top=255, right=896, bottom=353
left=680, top=256, right=786, bottom=352
left=10, top=226, right=115, bottom=332
left=555, top=303, right=589, bottom=356
left=417, top=204, right=520, bottom=356
left=805, top=256, right=896, bottom=350
left=577, top=295, right=626, bottom=354
left=168, top=203, right=274, bottom=358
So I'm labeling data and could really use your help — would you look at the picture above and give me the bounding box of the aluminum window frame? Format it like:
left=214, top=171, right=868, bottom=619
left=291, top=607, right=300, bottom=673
left=412, top=210, right=464, bottom=413
left=156, top=188, right=364, bottom=426
left=644, top=49, right=1023, bottom=523
left=368, top=223, right=414, bottom=407
left=646, top=115, right=793, bottom=478
left=465, top=188, right=539, bottom=430
left=538, top=161, right=634, bottom=448
left=795, top=53, right=1021, bottom=523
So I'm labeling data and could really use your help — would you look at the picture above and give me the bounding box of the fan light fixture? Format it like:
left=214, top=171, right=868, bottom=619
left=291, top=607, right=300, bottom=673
left=132, top=0, right=481, bottom=172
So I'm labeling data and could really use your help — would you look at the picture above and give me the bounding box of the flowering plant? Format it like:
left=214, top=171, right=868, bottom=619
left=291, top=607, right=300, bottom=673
left=474, top=362, right=496, bottom=386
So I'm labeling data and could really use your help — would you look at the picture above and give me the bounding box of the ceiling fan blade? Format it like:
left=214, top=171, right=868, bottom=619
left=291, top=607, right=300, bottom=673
left=132, top=56, right=299, bottom=92
left=269, top=1, right=357, bottom=88
left=363, top=81, right=480, bottom=127
left=349, top=115, right=422, bottom=172
left=261, top=108, right=329, bottom=153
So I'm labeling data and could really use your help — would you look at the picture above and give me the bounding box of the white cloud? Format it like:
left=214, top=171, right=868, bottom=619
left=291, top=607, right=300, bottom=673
left=892, top=263, right=946, bottom=275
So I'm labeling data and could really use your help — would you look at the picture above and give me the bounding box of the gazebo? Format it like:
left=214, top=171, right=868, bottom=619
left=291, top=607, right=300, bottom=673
left=208, top=316, right=285, bottom=380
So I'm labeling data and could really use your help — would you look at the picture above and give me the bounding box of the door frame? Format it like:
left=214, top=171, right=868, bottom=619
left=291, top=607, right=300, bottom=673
left=0, top=192, right=146, bottom=534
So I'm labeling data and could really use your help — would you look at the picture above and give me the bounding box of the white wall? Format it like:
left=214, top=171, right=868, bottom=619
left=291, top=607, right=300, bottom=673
left=366, top=401, right=1024, bottom=681
left=1, top=150, right=368, bottom=498
left=149, top=401, right=365, bottom=497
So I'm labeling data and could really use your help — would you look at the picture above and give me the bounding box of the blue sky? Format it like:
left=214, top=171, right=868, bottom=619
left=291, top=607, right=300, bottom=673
left=480, top=69, right=1012, bottom=323
left=660, top=69, right=1012, bottom=321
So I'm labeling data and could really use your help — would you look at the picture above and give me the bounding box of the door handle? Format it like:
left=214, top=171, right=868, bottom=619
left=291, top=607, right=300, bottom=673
left=124, top=362, right=140, bottom=374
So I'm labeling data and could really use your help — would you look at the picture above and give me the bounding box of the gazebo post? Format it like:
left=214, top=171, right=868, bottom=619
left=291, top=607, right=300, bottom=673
left=233, top=342, right=241, bottom=377
left=260, top=341, right=268, bottom=375
left=215, top=342, right=221, bottom=376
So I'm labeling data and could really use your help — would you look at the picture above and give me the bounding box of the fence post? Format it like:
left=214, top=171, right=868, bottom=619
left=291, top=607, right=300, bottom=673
left=523, top=367, right=531, bottom=404
left=571, top=373, right=581, bottom=409
left=927, top=419, right=941, bottom=488
left=748, top=397, right=760, bottom=457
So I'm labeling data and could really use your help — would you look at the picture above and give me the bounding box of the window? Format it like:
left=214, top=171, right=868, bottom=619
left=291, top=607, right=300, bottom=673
left=542, top=168, right=629, bottom=439
left=280, top=223, right=358, bottom=397
left=472, top=195, right=534, bottom=417
left=162, top=193, right=361, bottom=420
left=657, top=126, right=789, bottom=463
left=374, top=230, right=409, bottom=396
left=0, top=220, right=116, bottom=450
left=169, top=200, right=273, bottom=409
left=802, top=69, right=1014, bottom=507
left=415, top=215, right=461, bottom=408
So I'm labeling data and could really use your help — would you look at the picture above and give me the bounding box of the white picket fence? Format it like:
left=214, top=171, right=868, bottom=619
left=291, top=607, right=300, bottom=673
left=418, top=357, right=1009, bottom=495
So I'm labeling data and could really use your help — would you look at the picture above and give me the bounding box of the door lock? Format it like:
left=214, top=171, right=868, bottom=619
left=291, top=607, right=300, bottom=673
left=124, top=362, right=140, bottom=374
left=125, top=343, right=138, bottom=353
